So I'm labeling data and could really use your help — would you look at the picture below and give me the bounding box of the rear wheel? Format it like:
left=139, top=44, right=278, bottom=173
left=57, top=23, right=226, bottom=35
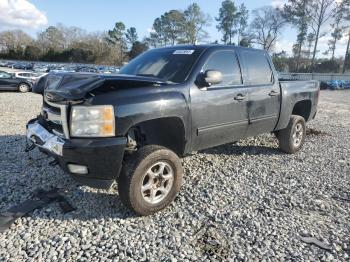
left=18, top=83, right=29, bottom=93
left=118, top=145, right=183, bottom=216
left=276, top=115, right=306, bottom=154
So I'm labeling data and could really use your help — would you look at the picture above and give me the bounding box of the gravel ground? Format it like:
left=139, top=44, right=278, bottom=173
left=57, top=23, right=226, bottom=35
left=0, top=90, right=349, bottom=261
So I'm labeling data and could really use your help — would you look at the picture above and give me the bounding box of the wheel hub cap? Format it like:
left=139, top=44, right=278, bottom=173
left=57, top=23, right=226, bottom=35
left=141, top=161, right=174, bottom=204
left=292, top=123, right=303, bottom=147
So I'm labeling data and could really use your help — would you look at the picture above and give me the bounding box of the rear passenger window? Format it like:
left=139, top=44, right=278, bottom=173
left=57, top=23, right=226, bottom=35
left=241, top=51, right=273, bottom=85
left=203, top=50, right=242, bottom=86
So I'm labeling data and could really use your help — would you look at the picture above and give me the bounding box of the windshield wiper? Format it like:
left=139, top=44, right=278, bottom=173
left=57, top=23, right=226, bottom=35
left=136, top=73, right=158, bottom=78
left=136, top=74, right=177, bottom=85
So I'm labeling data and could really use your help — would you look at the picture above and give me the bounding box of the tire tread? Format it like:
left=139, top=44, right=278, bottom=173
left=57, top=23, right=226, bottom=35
left=277, top=115, right=306, bottom=154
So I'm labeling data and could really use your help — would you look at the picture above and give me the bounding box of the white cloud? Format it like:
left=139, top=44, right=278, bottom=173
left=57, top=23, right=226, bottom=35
left=271, top=0, right=286, bottom=9
left=0, top=0, right=47, bottom=31
left=274, top=39, right=294, bottom=54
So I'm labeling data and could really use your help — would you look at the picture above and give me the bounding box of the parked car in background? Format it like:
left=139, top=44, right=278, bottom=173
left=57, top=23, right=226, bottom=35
left=12, top=62, right=34, bottom=70
left=75, top=66, right=99, bottom=73
left=14, top=72, right=46, bottom=82
left=0, top=70, right=33, bottom=92
left=4, top=61, right=15, bottom=68
left=1, top=60, right=121, bottom=74
left=33, top=64, right=50, bottom=73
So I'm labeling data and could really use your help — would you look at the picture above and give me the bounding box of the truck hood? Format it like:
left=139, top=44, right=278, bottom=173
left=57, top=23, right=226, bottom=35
left=35, top=72, right=168, bottom=102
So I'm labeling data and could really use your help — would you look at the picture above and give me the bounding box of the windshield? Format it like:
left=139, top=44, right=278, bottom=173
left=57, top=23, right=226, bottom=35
left=119, top=48, right=204, bottom=83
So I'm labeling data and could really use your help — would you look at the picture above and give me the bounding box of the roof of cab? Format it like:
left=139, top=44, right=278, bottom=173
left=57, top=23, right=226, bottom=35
left=156, top=44, right=265, bottom=53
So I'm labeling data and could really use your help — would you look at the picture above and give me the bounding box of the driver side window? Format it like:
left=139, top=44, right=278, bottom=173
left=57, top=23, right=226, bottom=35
left=202, top=50, right=242, bottom=86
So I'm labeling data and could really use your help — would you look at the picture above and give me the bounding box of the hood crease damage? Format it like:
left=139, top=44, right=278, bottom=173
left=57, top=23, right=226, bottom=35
left=33, top=73, right=166, bottom=102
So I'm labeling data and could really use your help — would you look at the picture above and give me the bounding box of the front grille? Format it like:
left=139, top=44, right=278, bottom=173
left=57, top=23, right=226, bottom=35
left=43, top=101, right=61, bottom=114
left=38, top=115, right=64, bottom=137
left=40, top=98, right=70, bottom=138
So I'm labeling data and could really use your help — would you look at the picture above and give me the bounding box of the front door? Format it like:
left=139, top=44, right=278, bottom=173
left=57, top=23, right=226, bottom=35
left=0, top=71, right=17, bottom=89
left=190, top=49, right=249, bottom=151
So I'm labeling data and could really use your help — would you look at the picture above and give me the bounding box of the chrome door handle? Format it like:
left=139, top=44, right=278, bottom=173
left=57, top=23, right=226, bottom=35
left=269, top=90, right=279, bottom=96
left=234, top=94, right=246, bottom=101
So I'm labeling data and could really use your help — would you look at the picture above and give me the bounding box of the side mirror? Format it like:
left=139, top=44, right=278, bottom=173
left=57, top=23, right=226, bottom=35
left=205, top=70, right=222, bottom=86
left=196, top=70, right=223, bottom=88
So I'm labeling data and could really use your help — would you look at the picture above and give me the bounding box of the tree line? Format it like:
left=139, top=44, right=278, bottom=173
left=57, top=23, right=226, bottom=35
left=0, top=1, right=349, bottom=73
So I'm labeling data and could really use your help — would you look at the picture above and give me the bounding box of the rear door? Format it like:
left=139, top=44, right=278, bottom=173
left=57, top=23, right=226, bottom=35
left=190, top=49, right=249, bottom=151
left=238, top=49, right=281, bottom=137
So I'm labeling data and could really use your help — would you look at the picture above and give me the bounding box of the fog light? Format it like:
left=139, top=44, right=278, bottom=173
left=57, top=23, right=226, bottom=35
left=67, top=164, right=88, bottom=175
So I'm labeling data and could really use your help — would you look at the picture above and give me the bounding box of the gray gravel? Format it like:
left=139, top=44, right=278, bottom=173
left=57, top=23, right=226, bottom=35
left=0, top=90, right=349, bottom=261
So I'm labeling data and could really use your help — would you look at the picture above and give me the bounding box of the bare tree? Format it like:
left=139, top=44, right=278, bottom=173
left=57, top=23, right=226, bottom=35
left=306, top=32, right=315, bottom=59
left=249, top=6, right=287, bottom=52
left=163, top=10, right=185, bottom=45
left=343, top=31, right=350, bottom=73
left=37, top=26, right=65, bottom=52
left=182, top=3, right=211, bottom=44
left=309, top=0, right=335, bottom=71
left=0, top=30, right=33, bottom=52
left=56, top=24, right=86, bottom=48
left=152, top=17, right=169, bottom=46
left=341, top=0, right=350, bottom=73
left=216, top=0, right=239, bottom=44
left=283, top=0, right=311, bottom=71
left=327, top=3, right=343, bottom=60
left=237, top=3, right=249, bottom=45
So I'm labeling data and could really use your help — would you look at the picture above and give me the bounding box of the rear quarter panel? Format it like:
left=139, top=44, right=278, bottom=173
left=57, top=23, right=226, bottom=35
left=275, top=80, right=320, bottom=130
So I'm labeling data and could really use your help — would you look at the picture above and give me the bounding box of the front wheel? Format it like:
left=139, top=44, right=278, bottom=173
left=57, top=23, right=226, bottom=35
left=276, top=115, right=306, bottom=154
left=118, top=145, right=183, bottom=216
left=18, top=83, right=30, bottom=93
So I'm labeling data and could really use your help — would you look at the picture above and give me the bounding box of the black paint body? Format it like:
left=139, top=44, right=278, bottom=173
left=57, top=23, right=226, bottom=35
left=32, top=45, right=320, bottom=187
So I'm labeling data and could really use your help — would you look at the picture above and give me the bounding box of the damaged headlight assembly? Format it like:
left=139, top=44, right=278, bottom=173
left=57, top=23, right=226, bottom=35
left=70, top=105, right=115, bottom=137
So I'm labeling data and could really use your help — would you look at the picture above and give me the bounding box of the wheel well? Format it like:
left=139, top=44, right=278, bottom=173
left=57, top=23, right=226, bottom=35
left=127, top=117, right=186, bottom=156
left=292, top=100, right=311, bottom=121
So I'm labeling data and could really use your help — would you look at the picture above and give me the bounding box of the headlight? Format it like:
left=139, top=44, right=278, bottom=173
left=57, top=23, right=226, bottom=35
left=70, top=105, right=115, bottom=137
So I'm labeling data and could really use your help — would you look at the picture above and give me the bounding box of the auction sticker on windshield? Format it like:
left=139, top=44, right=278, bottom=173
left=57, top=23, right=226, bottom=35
left=173, top=50, right=195, bottom=55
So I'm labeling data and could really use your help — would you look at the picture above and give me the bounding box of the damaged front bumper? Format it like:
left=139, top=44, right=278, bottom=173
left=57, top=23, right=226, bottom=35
left=26, top=119, right=127, bottom=189
left=27, top=121, right=64, bottom=156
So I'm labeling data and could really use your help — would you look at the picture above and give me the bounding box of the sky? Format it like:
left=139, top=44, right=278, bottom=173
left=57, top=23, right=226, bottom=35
left=0, top=0, right=348, bottom=58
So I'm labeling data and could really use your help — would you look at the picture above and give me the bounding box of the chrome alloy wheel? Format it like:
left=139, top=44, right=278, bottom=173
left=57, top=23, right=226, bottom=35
left=292, top=123, right=303, bottom=147
left=19, top=84, right=29, bottom=93
left=141, top=161, right=174, bottom=205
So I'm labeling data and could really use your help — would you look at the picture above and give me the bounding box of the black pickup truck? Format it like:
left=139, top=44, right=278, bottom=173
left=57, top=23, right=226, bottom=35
left=27, top=45, right=319, bottom=215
